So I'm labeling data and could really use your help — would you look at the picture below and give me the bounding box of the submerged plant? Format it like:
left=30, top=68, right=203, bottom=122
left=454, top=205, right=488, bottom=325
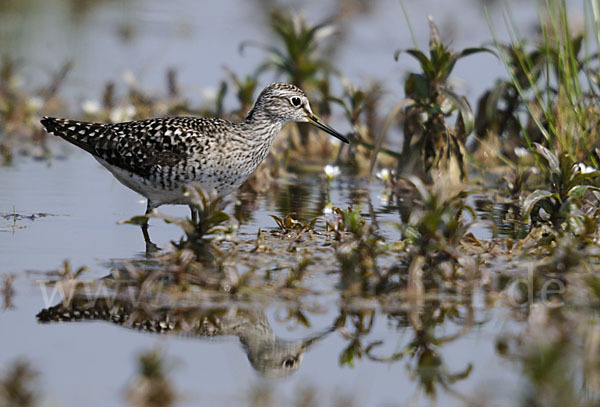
left=270, top=214, right=317, bottom=234
left=123, top=185, right=234, bottom=262
left=161, top=186, right=234, bottom=261
left=400, top=175, right=476, bottom=261
left=376, top=168, right=485, bottom=302
left=328, top=207, right=387, bottom=295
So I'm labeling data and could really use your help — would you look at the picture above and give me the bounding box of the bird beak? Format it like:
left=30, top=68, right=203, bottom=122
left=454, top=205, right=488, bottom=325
left=301, top=326, right=336, bottom=350
left=306, top=114, right=349, bottom=144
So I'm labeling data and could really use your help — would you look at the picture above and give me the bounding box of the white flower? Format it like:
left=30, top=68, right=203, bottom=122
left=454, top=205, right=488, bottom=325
left=339, top=76, right=354, bottom=93
left=440, top=98, right=453, bottom=115
left=314, top=24, right=337, bottom=42
left=122, top=69, right=138, bottom=87
left=291, top=11, right=305, bottom=34
left=514, top=147, right=530, bottom=158
left=576, top=162, right=596, bottom=174
left=323, top=202, right=334, bottom=215
left=27, top=96, right=44, bottom=111
left=200, top=87, right=218, bottom=106
left=378, top=191, right=391, bottom=206
left=109, top=104, right=136, bottom=123
left=375, top=168, right=391, bottom=182
left=11, top=75, right=24, bottom=89
left=82, top=99, right=101, bottom=116
left=324, top=164, right=341, bottom=179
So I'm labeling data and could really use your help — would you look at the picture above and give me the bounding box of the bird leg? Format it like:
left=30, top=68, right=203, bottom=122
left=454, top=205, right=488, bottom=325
left=189, top=205, right=198, bottom=224
left=141, top=223, right=151, bottom=244
left=142, top=202, right=159, bottom=254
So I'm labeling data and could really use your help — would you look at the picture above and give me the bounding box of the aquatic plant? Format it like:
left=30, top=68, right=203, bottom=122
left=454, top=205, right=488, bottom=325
left=327, top=207, right=387, bottom=295
left=329, top=80, right=385, bottom=170
left=336, top=309, right=377, bottom=368
left=521, top=143, right=600, bottom=231
left=224, top=68, right=260, bottom=118
left=496, top=305, right=580, bottom=406
left=403, top=329, right=473, bottom=399
left=123, top=185, right=234, bottom=262
left=323, top=164, right=341, bottom=179
left=474, top=40, right=548, bottom=160
left=270, top=214, right=318, bottom=234
left=0, top=359, right=40, bottom=407
left=371, top=17, right=494, bottom=179
left=1, top=273, right=16, bottom=310
left=241, top=9, right=337, bottom=146
left=161, top=186, right=234, bottom=261
left=400, top=175, right=476, bottom=262
left=13, top=2, right=600, bottom=405
left=334, top=300, right=475, bottom=401
left=0, top=57, right=70, bottom=160
left=53, top=259, right=88, bottom=280
left=330, top=80, right=383, bottom=140
left=243, top=9, right=335, bottom=95
left=488, top=0, right=600, bottom=163
left=126, top=349, right=177, bottom=407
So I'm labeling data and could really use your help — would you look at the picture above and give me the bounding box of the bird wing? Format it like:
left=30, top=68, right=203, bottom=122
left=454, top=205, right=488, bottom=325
left=41, top=116, right=215, bottom=178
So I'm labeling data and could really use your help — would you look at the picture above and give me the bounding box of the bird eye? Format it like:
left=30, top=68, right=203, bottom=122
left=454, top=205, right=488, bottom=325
left=282, top=357, right=296, bottom=368
left=290, top=97, right=302, bottom=107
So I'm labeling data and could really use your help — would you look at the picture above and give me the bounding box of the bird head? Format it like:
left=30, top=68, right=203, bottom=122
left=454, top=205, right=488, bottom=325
left=251, top=82, right=349, bottom=144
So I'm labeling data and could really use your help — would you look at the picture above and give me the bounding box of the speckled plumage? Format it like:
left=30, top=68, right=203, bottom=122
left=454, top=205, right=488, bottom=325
left=36, top=294, right=327, bottom=378
left=41, top=82, right=348, bottom=213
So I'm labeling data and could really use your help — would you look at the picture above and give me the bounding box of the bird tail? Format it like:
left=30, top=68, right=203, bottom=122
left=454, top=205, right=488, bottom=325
left=36, top=296, right=134, bottom=326
left=41, top=116, right=100, bottom=138
left=36, top=298, right=178, bottom=334
left=41, top=116, right=107, bottom=154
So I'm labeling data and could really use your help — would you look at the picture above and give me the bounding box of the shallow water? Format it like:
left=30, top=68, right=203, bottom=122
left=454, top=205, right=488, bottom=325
left=1, top=0, right=590, bottom=406
left=0, top=0, right=547, bottom=112
left=0, top=141, right=516, bottom=407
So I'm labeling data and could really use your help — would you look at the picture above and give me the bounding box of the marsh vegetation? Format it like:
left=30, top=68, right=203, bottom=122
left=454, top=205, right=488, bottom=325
left=3, top=0, right=600, bottom=406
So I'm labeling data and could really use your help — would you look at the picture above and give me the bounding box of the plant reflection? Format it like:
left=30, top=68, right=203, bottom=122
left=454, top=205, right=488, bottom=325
left=1, top=273, right=16, bottom=310
left=334, top=296, right=476, bottom=401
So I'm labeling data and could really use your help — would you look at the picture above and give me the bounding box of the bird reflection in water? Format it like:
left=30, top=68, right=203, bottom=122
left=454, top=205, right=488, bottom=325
left=36, top=276, right=333, bottom=379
